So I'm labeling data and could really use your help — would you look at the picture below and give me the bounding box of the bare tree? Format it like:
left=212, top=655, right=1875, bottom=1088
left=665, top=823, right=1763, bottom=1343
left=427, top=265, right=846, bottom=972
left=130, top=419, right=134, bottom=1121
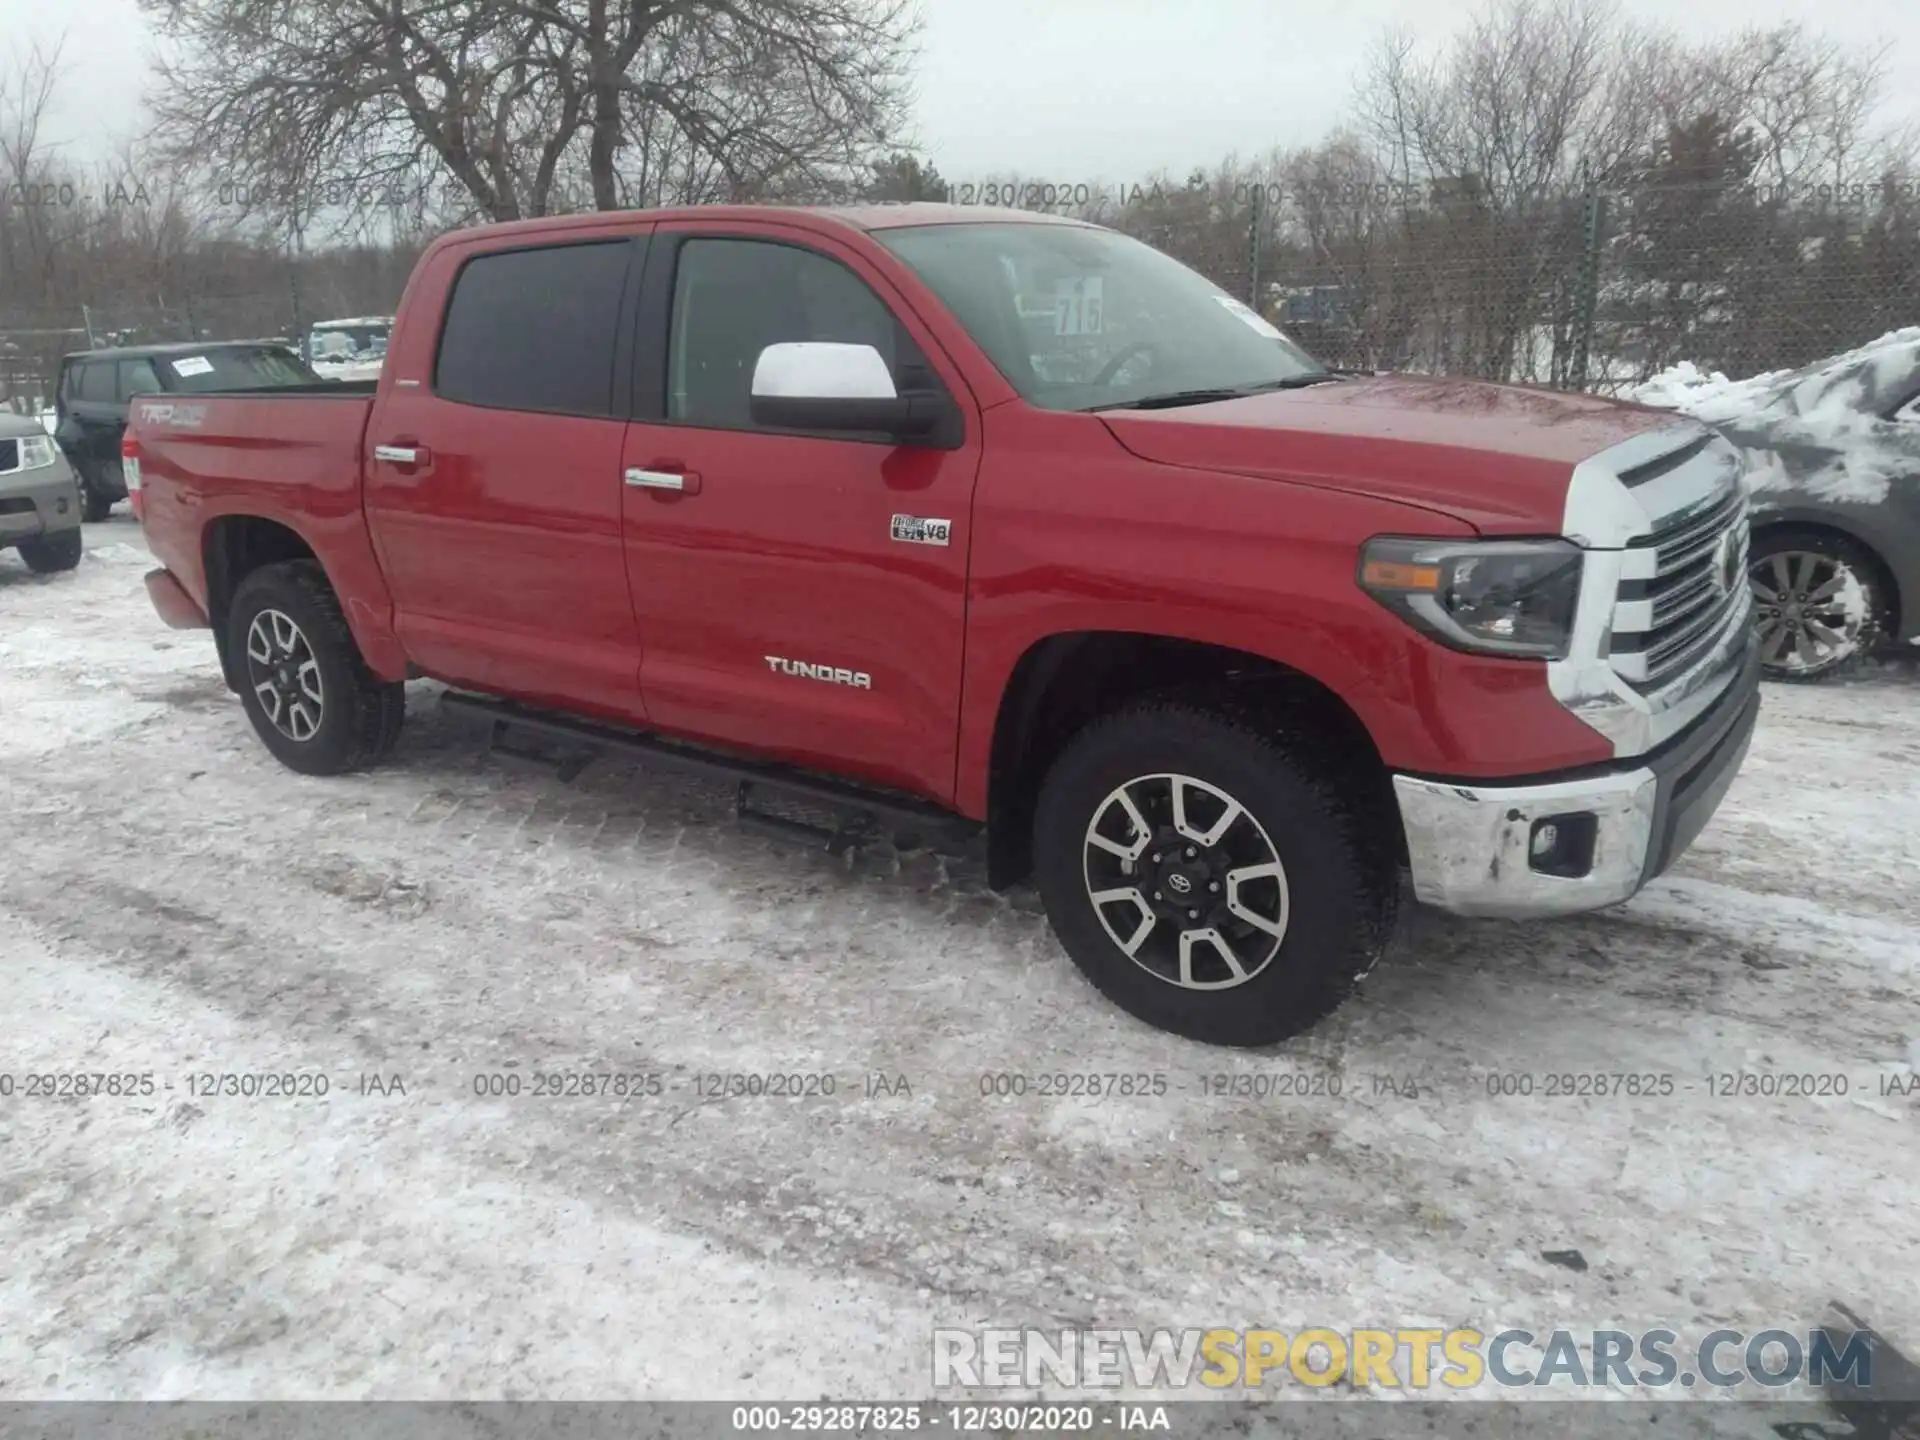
left=139, top=0, right=916, bottom=229
left=1683, top=25, right=1902, bottom=193
left=1349, top=0, right=1671, bottom=379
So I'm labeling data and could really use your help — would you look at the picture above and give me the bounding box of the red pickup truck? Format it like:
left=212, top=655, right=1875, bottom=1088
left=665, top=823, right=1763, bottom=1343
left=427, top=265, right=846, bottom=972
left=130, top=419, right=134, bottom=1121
left=130, top=203, right=1760, bottom=1046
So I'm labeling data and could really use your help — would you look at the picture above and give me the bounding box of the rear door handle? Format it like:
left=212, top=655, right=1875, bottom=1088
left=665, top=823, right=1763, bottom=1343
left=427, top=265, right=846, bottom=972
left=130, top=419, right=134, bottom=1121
left=625, top=467, right=701, bottom=495
left=374, top=443, right=429, bottom=465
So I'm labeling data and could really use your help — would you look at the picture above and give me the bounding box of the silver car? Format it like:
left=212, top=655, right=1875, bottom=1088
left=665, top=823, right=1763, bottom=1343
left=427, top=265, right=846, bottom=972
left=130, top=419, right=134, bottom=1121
left=0, top=412, right=84, bottom=573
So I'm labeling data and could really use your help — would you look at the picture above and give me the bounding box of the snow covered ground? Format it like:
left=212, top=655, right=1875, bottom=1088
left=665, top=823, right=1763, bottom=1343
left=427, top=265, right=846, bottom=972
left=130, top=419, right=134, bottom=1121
left=2, top=521, right=1917, bottom=1408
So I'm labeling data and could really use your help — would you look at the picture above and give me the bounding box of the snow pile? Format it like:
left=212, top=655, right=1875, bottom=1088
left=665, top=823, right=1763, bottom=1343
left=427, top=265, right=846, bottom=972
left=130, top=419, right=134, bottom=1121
left=1625, top=360, right=1799, bottom=424
left=1625, top=328, right=1920, bottom=507
left=1626, top=326, right=1920, bottom=421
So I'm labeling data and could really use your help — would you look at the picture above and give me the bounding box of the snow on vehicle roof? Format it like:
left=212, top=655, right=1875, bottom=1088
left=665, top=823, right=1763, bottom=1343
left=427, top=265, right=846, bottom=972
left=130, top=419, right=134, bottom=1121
left=1625, top=328, right=1920, bottom=507
left=310, top=316, right=394, bottom=329
left=1625, top=327, right=1920, bottom=424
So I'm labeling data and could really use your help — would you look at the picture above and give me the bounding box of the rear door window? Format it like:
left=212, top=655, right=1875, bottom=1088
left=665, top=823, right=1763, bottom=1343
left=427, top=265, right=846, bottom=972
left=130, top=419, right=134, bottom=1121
left=434, top=241, right=634, bottom=416
left=76, top=363, right=116, bottom=403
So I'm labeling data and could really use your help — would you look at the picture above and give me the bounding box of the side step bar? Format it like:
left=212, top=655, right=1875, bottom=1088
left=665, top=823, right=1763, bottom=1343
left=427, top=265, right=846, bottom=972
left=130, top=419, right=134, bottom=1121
left=440, top=691, right=979, bottom=852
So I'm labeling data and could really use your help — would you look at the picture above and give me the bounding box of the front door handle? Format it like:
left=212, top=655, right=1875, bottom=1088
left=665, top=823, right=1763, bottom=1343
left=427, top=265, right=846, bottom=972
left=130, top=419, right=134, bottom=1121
left=624, top=467, right=702, bottom=495
left=374, top=443, right=430, bottom=466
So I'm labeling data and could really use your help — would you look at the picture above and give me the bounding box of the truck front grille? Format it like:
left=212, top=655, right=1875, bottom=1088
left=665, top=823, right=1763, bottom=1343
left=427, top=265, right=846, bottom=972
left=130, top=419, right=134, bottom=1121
left=1609, top=482, right=1750, bottom=692
left=0, top=438, right=18, bottom=474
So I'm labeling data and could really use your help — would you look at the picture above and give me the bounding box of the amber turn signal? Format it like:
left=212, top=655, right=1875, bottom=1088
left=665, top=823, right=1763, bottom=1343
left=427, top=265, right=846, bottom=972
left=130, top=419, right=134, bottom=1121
left=1360, top=559, right=1443, bottom=592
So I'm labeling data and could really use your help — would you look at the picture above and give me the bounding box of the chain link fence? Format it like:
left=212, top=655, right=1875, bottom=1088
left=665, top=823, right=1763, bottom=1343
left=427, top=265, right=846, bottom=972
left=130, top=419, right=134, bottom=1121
left=0, top=293, right=317, bottom=415
left=4, top=179, right=1914, bottom=413
left=1126, top=178, right=1919, bottom=391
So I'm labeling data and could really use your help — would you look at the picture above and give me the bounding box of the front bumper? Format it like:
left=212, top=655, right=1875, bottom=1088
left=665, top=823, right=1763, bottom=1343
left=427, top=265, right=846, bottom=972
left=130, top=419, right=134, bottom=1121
left=1393, top=642, right=1760, bottom=918
left=0, top=463, right=83, bottom=546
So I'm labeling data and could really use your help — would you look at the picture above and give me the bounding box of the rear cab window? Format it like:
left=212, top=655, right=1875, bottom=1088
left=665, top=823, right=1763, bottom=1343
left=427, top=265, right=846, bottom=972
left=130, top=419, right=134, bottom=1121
left=433, top=241, right=635, bottom=416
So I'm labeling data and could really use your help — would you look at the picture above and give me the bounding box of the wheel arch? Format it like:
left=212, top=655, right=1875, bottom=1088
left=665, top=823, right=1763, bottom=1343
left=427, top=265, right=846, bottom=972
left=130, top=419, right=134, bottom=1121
left=982, top=630, right=1399, bottom=890
left=202, top=515, right=323, bottom=691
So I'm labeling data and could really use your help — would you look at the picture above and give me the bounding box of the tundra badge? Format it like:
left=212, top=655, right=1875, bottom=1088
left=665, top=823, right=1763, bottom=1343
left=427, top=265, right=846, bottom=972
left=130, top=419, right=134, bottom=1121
left=765, top=657, right=874, bottom=690
left=890, top=514, right=952, bottom=546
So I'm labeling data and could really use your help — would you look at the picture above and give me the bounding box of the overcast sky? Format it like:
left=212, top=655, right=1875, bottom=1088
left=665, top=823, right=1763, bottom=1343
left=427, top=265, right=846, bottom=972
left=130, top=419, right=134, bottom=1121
left=4, top=0, right=1915, bottom=179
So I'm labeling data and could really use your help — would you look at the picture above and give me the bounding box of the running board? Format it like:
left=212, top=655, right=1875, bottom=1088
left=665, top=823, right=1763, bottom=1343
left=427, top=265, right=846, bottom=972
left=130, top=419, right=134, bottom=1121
left=440, top=691, right=978, bottom=851
left=734, top=781, right=876, bottom=856
left=482, top=718, right=595, bottom=782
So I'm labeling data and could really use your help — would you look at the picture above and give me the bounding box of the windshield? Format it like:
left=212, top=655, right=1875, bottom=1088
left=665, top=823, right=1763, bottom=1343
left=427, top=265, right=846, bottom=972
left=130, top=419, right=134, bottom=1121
left=160, top=346, right=322, bottom=393
left=875, top=222, right=1329, bottom=411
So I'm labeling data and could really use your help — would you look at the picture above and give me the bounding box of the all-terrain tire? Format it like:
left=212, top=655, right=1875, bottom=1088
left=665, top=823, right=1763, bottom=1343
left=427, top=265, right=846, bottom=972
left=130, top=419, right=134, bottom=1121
left=16, top=528, right=83, bottom=573
left=227, top=560, right=406, bottom=775
left=1033, top=702, right=1397, bottom=1047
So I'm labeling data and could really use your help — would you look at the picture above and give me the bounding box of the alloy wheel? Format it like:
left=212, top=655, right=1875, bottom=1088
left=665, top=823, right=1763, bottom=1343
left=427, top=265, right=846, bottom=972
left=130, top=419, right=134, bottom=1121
left=245, top=608, right=325, bottom=741
left=1081, top=772, right=1290, bottom=990
left=1749, top=549, right=1868, bottom=676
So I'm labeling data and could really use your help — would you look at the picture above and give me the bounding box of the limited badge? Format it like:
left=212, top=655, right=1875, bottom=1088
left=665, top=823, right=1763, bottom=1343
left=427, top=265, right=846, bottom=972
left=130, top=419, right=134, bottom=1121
left=890, top=514, right=952, bottom=547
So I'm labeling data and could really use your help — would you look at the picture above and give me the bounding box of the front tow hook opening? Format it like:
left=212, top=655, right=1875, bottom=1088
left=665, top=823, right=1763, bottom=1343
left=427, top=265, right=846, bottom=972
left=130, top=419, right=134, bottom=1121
left=1527, top=812, right=1599, bottom=879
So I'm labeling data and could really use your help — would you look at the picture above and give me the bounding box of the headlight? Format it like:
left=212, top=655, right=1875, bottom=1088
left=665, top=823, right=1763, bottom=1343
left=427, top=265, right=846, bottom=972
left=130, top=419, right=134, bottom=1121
left=16, top=434, right=58, bottom=470
left=1358, top=536, right=1584, bottom=659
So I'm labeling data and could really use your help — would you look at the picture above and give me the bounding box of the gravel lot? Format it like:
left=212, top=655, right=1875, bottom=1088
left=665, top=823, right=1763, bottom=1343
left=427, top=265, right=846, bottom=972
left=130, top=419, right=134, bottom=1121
left=2, top=519, right=1915, bottom=1405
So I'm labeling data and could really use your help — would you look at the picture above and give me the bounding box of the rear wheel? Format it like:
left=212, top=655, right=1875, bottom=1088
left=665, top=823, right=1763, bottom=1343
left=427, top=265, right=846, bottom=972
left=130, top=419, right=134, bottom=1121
left=73, top=461, right=115, bottom=522
left=227, top=561, right=406, bottom=774
left=1033, top=703, right=1396, bottom=1047
left=16, top=528, right=83, bottom=573
left=1748, top=528, right=1885, bottom=681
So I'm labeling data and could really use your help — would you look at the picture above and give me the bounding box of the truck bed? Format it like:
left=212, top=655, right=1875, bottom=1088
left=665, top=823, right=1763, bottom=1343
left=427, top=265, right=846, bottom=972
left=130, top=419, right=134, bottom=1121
left=131, top=386, right=383, bottom=646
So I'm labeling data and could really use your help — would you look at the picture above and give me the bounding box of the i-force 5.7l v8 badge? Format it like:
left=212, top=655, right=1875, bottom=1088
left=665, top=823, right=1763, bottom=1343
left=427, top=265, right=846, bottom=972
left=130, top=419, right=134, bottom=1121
left=890, top=514, right=952, bottom=547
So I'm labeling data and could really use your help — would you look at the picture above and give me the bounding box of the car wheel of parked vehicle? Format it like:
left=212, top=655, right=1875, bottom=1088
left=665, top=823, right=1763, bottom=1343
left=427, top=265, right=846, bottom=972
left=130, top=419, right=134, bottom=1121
left=73, top=464, right=115, bottom=523
left=16, top=528, right=83, bottom=573
left=1747, top=528, right=1884, bottom=682
left=228, top=561, right=406, bottom=774
left=1033, top=703, right=1396, bottom=1047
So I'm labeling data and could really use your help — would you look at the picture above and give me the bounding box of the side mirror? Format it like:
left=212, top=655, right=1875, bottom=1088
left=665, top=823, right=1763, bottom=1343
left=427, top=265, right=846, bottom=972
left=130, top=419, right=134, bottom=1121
left=749, top=342, right=943, bottom=439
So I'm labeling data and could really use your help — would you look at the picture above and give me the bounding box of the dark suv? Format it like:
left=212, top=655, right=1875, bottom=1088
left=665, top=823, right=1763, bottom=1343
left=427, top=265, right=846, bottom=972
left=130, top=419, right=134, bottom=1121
left=55, top=342, right=321, bottom=520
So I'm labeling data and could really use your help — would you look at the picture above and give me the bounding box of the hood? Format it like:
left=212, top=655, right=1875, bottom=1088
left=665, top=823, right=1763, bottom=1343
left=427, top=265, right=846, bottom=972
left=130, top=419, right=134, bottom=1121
left=0, top=412, right=54, bottom=440
left=1099, top=374, right=1690, bottom=533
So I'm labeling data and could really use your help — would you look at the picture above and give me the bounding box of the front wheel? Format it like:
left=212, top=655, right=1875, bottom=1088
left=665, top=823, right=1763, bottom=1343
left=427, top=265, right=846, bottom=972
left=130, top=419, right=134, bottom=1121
left=16, top=528, right=83, bottom=573
left=1748, top=528, right=1884, bottom=682
left=1033, top=703, right=1397, bottom=1047
left=227, top=560, right=406, bottom=775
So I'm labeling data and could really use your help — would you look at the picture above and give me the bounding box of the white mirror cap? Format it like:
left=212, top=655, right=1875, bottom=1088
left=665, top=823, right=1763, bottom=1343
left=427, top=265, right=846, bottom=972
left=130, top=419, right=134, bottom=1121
left=751, top=342, right=897, bottom=401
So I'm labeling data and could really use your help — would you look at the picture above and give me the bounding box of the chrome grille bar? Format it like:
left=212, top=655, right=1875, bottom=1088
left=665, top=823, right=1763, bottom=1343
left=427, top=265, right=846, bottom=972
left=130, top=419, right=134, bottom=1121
left=1610, top=486, right=1750, bottom=689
